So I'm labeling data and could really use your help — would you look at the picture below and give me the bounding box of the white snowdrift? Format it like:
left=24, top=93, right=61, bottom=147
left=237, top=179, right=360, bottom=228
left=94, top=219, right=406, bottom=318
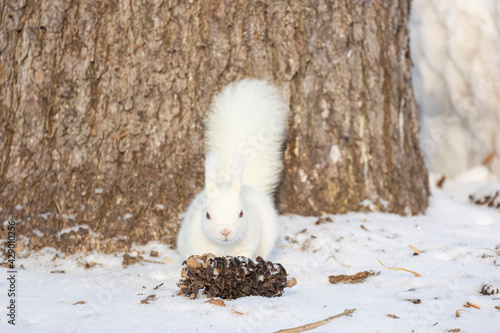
left=410, top=0, right=500, bottom=179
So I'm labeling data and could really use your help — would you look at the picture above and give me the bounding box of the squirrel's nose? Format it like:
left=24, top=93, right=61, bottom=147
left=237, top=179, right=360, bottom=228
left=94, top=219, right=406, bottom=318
left=220, top=228, right=231, bottom=239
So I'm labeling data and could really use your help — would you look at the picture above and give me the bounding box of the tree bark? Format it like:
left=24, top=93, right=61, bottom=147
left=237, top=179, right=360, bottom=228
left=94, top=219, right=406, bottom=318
left=0, top=0, right=429, bottom=255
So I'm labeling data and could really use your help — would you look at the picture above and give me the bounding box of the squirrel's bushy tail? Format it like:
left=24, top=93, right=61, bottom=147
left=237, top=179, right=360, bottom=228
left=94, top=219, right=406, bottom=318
left=205, top=79, right=289, bottom=195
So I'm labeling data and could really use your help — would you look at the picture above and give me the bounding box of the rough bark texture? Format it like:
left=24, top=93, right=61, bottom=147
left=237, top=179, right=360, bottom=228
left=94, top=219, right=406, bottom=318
left=0, top=0, right=429, bottom=255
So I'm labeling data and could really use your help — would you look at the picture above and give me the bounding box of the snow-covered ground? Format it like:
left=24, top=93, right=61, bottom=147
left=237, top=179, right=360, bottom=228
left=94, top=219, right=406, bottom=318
left=1, top=176, right=499, bottom=332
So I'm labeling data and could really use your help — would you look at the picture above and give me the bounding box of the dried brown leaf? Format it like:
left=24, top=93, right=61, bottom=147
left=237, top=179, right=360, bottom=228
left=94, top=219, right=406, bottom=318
left=84, top=262, right=100, bottom=269
left=315, top=216, right=333, bottom=225
left=140, top=294, right=156, bottom=304
left=464, top=302, right=480, bottom=309
left=329, top=271, right=379, bottom=284
left=206, top=298, right=226, bottom=307
left=387, top=314, right=399, bottom=319
left=405, top=299, right=421, bottom=304
left=122, top=253, right=143, bottom=268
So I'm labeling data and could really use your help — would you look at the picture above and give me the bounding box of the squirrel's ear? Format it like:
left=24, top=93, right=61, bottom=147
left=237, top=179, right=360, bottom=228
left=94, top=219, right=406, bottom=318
left=205, top=152, right=219, bottom=198
left=229, top=152, right=245, bottom=193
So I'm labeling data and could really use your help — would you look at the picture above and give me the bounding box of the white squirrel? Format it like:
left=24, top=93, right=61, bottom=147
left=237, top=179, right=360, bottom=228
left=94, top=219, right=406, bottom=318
left=177, top=79, right=289, bottom=259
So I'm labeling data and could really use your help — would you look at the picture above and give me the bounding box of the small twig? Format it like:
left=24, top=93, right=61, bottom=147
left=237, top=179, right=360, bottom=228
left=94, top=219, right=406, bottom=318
left=55, top=201, right=62, bottom=214
left=164, top=253, right=175, bottom=263
left=377, top=259, right=421, bottom=277
left=141, top=258, right=166, bottom=265
left=482, top=152, right=495, bottom=166
left=409, top=244, right=422, bottom=255
left=436, top=175, right=446, bottom=188
left=274, top=308, right=356, bottom=333
left=479, top=248, right=500, bottom=256
left=153, top=283, right=164, bottom=290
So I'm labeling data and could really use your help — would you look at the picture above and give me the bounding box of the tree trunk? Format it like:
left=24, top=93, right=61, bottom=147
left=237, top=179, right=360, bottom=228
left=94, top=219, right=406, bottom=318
left=0, top=0, right=429, bottom=255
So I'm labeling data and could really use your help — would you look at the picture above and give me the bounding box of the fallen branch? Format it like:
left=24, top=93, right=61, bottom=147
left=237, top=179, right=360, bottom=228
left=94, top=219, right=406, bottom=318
left=274, top=308, right=356, bottom=333
left=377, top=259, right=421, bottom=277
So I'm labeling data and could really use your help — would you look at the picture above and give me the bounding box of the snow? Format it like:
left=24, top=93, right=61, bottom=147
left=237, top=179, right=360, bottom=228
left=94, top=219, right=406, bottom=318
left=2, top=179, right=499, bottom=332
left=329, top=145, right=342, bottom=164
left=57, top=225, right=100, bottom=239
left=410, top=0, right=500, bottom=180
left=38, top=212, right=52, bottom=221
left=359, top=199, right=376, bottom=211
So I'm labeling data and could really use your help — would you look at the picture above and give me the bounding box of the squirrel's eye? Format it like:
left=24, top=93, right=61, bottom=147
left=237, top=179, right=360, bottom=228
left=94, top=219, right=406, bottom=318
left=239, top=210, right=243, bottom=218
left=206, top=212, right=211, bottom=220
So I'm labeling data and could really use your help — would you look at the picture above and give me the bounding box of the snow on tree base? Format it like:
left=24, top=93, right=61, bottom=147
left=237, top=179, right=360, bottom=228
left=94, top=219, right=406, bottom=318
left=177, top=253, right=296, bottom=300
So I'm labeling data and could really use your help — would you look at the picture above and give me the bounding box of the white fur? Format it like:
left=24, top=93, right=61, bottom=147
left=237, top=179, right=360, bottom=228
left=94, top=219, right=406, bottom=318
left=205, top=79, right=289, bottom=194
left=177, top=79, right=288, bottom=259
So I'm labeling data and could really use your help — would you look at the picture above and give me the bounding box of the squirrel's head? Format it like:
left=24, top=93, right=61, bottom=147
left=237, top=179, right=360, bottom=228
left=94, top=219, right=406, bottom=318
left=202, top=183, right=247, bottom=244
left=201, top=152, right=248, bottom=244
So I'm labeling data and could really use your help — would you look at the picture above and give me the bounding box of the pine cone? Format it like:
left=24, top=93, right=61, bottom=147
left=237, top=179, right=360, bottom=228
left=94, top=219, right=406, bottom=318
left=177, top=253, right=295, bottom=299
